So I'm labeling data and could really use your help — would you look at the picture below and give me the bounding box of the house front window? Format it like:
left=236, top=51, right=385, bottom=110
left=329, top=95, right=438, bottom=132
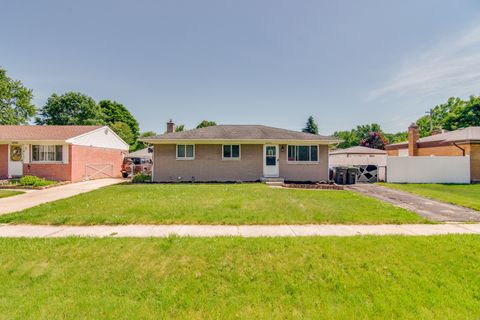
left=223, top=145, right=240, bottom=160
left=176, top=144, right=195, bottom=160
left=32, top=145, right=63, bottom=162
left=287, top=145, right=319, bottom=163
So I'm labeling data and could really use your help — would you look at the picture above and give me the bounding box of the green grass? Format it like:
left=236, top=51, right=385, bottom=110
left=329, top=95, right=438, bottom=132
left=0, top=183, right=427, bottom=225
left=0, top=190, right=23, bottom=199
left=381, top=183, right=480, bottom=211
left=0, top=236, right=479, bottom=319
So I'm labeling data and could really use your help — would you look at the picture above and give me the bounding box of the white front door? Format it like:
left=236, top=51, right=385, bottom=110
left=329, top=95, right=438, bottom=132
left=263, top=145, right=279, bottom=177
left=8, top=144, right=23, bottom=177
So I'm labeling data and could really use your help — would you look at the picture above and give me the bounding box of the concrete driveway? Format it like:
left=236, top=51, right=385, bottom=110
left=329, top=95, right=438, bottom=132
left=347, top=184, right=480, bottom=222
left=0, top=178, right=124, bottom=215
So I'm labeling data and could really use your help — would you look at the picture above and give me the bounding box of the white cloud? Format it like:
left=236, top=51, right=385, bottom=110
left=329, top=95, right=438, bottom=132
left=370, top=23, right=480, bottom=99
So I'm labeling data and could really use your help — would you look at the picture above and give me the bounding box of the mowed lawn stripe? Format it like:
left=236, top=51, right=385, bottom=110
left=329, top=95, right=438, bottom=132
left=0, top=190, right=23, bottom=199
left=0, top=183, right=427, bottom=225
left=381, top=183, right=480, bottom=211
left=0, top=236, right=478, bottom=319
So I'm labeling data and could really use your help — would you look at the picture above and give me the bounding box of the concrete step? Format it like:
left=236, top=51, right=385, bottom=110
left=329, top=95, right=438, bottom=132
left=261, top=177, right=285, bottom=186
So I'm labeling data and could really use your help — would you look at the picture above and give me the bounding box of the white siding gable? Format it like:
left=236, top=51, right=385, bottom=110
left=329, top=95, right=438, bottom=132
left=67, top=126, right=129, bottom=150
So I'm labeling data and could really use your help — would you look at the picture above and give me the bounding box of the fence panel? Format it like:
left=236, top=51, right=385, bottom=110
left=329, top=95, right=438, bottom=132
left=386, top=156, right=470, bottom=183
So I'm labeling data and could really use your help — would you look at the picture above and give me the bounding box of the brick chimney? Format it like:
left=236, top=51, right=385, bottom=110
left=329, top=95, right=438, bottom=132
left=408, top=123, right=419, bottom=156
left=166, top=120, right=176, bottom=133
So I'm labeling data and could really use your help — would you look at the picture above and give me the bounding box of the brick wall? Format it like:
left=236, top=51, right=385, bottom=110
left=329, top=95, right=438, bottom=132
left=23, top=162, right=72, bottom=181
left=0, top=144, right=8, bottom=179
left=70, top=145, right=125, bottom=182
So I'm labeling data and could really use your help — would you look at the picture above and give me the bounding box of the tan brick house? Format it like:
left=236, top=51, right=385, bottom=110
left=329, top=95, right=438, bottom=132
left=141, top=122, right=341, bottom=183
left=0, top=125, right=129, bottom=182
left=385, top=124, right=480, bottom=182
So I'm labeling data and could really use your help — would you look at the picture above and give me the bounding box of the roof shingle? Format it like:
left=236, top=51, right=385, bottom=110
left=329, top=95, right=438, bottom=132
left=141, top=125, right=340, bottom=142
left=0, top=125, right=103, bottom=141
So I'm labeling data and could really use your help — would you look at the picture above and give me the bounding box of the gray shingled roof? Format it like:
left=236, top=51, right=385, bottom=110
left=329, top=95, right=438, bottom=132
left=141, top=125, right=340, bottom=142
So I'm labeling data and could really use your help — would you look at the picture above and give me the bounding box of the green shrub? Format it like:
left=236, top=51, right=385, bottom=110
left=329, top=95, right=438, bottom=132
left=18, top=175, right=56, bottom=187
left=132, top=173, right=151, bottom=183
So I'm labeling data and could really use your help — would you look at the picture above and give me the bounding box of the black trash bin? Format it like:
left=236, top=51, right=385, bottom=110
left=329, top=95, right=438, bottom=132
left=334, top=167, right=348, bottom=185
left=346, top=167, right=359, bottom=185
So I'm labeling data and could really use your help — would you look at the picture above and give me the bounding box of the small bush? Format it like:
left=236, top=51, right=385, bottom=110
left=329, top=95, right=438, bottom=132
left=132, top=173, right=151, bottom=183
left=18, top=175, right=56, bottom=187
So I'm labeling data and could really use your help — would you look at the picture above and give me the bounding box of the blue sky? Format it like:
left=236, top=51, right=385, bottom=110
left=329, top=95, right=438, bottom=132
left=2, top=0, right=480, bottom=134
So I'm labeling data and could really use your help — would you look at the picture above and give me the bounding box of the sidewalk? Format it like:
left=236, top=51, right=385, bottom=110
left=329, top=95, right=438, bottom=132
left=0, top=223, right=479, bottom=238
left=0, top=179, right=124, bottom=215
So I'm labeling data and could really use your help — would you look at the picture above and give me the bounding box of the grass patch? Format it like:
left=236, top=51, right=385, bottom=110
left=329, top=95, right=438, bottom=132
left=381, top=183, right=480, bottom=211
left=0, top=190, right=23, bottom=199
left=0, top=236, right=479, bottom=319
left=0, top=183, right=427, bottom=225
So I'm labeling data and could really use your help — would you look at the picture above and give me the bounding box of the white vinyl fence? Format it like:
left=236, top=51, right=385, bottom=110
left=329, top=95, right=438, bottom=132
left=386, top=156, right=470, bottom=184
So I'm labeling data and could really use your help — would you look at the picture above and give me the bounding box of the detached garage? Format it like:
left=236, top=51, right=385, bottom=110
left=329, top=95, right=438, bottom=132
left=0, top=125, right=128, bottom=182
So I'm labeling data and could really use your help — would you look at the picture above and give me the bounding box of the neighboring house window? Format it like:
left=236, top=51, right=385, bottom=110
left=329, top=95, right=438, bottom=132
left=223, top=145, right=240, bottom=159
left=31, top=145, right=63, bottom=162
left=287, top=145, right=318, bottom=163
left=176, top=144, right=195, bottom=160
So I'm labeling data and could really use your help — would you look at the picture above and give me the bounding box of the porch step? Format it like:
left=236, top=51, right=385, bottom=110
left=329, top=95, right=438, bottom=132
left=261, top=177, right=285, bottom=186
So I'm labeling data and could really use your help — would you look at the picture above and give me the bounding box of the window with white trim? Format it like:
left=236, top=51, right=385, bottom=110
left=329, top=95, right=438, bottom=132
left=287, top=145, right=318, bottom=163
left=31, top=145, right=63, bottom=162
left=176, top=144, right=195, bottom=159
left=223, top=145, right=240, bottom=159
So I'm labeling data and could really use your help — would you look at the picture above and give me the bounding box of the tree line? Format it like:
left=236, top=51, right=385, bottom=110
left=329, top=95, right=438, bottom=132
left=3, top=67, right=479, bottom=151
left=0, top=67, right=220, bottom=151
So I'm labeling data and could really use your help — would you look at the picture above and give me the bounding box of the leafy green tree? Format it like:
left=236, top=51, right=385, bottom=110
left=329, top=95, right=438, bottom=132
left=132, top=131, right=157, bottom=151
left=196, top=120, right=217, bottom=129
left=415, top=97, right=464, bottom=137
left=110, top=122, right=135, bottom=145
left=0, top=68, right=36, bottom=124
left=99, top=100, right=139, bottom=141
left=442, top=96, right=480, bottom=130
left=175, top=124, right=185, bottom=132
left=36, top=92, right=104, bottom=125
left=384, top=131, right=408, bottom=144
left=333, top=123, right=384, bottom=148
left=333, top=130, right=361, bottom=149
left=302, top=116, right=319, bottom=134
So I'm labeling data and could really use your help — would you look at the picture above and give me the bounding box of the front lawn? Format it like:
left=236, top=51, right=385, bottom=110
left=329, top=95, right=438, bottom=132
left=0, top=190, right=23, bottom=199
left=0, top=183, right=426, bottom=225
left=381, top=183, right=480, bottom=211
left=0, top=236, right=479, bottom=319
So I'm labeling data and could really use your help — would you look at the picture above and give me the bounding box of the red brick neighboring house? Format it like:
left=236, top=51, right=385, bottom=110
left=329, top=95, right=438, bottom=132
left=385, top=124, right=480, bottom=182
left=0, top=125, right=129, bottom=182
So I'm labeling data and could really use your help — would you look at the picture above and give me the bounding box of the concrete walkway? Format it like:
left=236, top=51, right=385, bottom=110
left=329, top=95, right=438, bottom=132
left=0, top=223, right=479, bottom=238
left=347, top=184, right=480, bottom=222
left=0, top=179, right=124, bottom=215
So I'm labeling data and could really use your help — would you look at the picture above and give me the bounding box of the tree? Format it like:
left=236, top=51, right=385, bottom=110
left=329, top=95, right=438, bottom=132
left=99, top=100, right=139, bottom=141
left=333, top=123, right=384, bottom=149
left=36, top=92, right=104, bottom=125
left=384, top=131, right=408, bottom=144
left=132, top=131, right=157, bottom=151
left=175, top=124, right=185, bottom=132
left=110, top=122, right=135, bottom=146
left=442, top=96, right=480, bottom=130
left=360, top=131, right=388, bottom=150
left=415, top=97, right=463, bottom=137
left=302, top=116, right=319, bottom=134
left=0, top=67, right=35, bottom=124
left=196, top=120, right=217, bottom=129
